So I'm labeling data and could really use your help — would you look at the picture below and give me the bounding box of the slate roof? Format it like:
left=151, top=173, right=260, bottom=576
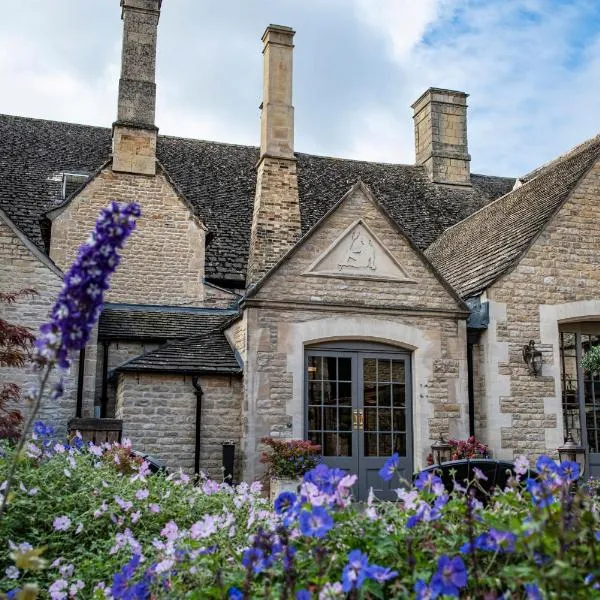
left=0, top=113, right=515, bottom=286
left=98, top=304, right=237, bottom=341
left=425, top=134, right=600, bottom=298
left=116, top=331, right=242, bottom=375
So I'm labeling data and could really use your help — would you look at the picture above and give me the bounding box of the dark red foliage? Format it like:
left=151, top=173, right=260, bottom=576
left=0, top=289, right=37, bottom=440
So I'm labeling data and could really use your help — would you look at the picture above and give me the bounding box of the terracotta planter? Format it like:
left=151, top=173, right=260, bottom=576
left=270, top=477, right=302, bottom=503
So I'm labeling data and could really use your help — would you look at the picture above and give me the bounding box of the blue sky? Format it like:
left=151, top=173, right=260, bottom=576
left=1, top=0, right=599, bottom=177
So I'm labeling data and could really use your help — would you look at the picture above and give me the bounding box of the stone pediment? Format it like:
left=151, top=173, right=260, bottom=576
left=304, top=219, right=415, bottom=283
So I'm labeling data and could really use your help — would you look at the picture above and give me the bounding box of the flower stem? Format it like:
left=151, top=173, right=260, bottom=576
left=0, top=364, right=51, bottom=520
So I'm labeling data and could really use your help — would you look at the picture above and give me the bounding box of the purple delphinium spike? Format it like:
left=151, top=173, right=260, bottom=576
left=36, top=201, right=141, bottom=369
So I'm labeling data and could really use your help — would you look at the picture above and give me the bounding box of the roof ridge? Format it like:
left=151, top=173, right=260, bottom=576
left=520, top=132, right=600, bottom=182
left=429, top=134, right=600, bottom=243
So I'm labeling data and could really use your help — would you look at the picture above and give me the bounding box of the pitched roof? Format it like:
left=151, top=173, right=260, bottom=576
left=98, top=304, right=237, bottom=340
left=0, top=113, right=514, bottom=286
left=425, top=134, right=600, bottom=298
left=116, top=331, right=242, bottom=375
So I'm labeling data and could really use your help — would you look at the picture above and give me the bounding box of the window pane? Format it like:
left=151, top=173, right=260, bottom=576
left=308, top=406, right=322, bottom=431
left=339, top=433, right=352, bottom=457
left=308, top=356, right=322, bottom=381
left=392, top=384, right=405, bottom=407
left=309, top=381, right=322, bottom=405
left=391, top=360, right=405, bottom=383
left=393, top=408, right=405, bottom=432
left=378, top=384, right=392, bottom=407
left=323, top=381, right=336, bottom=405
left=363, top=359, right=377, bottom=382
left=364, top=408, right=377, bottom=432
left=323, top=407, right=337, bottom=431
left=379, top=433, right=392, bottom=456
left=378, top=360, right=391, bottom=382
left=339, top=408, right=352, bottom=431
left=308, top=431, right=322, bottom=449
left=323, top=433, right=337, bottom=456
left=378, top=408, right=391, bottom=432
left=338, top=382, right=352, bottom=406
left=323, top=357, right=337, bottom=381
left=364, top=433, right=377, bottom=457
left=338, top=357, right=352, bottom=381
left=364, top=382, right=377, bottom=406
left=393, top=433, right=406, bottom=456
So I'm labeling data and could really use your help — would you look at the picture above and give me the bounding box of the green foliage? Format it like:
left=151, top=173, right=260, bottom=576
left=582, top=345, right=600, bottom=374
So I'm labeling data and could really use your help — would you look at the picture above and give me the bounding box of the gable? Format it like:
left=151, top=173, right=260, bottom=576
left=488, top=155, right=600, bottom=302
left=48, top=163, right=208, bottom=307
left=250, top=183, right=466, bottom=314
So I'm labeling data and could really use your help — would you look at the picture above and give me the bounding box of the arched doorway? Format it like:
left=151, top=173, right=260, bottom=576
left=304, top=341, right=412, bottom=500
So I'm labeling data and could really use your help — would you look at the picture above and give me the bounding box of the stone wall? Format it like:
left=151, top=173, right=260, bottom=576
left=94, top=341, right=161, bottom=417
left=0, top=217, right=79, bottom=435
left=116, top=372, right=243, bottom=478
left=242, top=184, right=469, bottom=480
left=479, top=157, right=600, bottom=459
left=50, top=165, right=207, bottom=307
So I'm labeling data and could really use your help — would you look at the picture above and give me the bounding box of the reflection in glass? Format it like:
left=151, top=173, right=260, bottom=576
left=391, top=360, right=405, bottom=383
left=364, top=433, right=377, bottom=457
left=378, top=360, right=391, bottom=382
left=338, top=358, right=352, bottom=381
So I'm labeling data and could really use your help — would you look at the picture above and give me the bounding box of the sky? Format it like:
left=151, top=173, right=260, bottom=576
left=1, top=0, right=599, bottom=177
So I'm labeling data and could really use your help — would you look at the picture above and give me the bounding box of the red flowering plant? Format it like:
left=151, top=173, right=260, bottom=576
left=427, top=435, right=489, bottom=465
left=260, top=437, right=321, bottom=479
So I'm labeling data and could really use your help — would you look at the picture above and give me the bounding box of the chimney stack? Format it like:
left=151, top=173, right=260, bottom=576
left=247, top=25, right=301, bottom=284
left=112, top=0, right=161, bottom=175
left=412, top=88, right=471, bottom=186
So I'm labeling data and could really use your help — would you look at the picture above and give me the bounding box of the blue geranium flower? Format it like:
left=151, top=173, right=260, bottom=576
left=414, top=579, right=436, bottom=600
left=524, top=583, right=543, bottom=599
left=228, top=588, right=244, bottom=600
left=379, top=453, right=400, bottom=481
left=430, top=555, right=467, bottom=598
left=461, top=529, right=516, bottom=554
left=526, top=478, right=554, bottom=508
left=303, top=464, right=346, bottom=494
left=298, top=506, right=334, bottom=538
left=558, top=460, right=580, bottom=483
left=242, top=547, right=266, bottom=574
left=365, top=564, right=398, bottom=583
left=341, top=550, right=369, bottom=592
left=414, top=471, right=443, bottom=492
left=296, top=590, right=312, bottom=600
left=536, top=456, right=559, bottom=478
left=274, top=491, right=297, bottom=514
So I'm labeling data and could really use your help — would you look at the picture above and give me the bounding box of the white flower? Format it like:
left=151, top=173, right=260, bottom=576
left=5, top=565, right=20, bottom=579
left=53, top=516, right=72, bottom=531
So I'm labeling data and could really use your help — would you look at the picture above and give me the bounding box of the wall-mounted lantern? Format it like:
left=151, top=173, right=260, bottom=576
left=431, top=433, right=452, bottom=465
left=557, top=433, right=586, bottom=477
left=522, top=340, right=543, bottom=376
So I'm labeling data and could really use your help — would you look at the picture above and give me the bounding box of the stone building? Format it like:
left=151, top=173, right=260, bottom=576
left=1, top=0, right=600, bottom=497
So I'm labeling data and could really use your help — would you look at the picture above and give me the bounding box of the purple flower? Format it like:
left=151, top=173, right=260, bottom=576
left=461, top=529, right=516, bottom=554
left=274, top=491, right=297, bottom=514
left=228, top=589, right=243, bottom=600
left=558, top=460, right=580, bottom=483
left=414, top=579, right=436, bottom=600
left=298, top=506, right=333, bottom=538
left=365, top=564, right=398, bottom=583
left=473, top=467, right=488, bottom=481
left=36, top=201, right=140, bottom=369
left=53, top=516, right=71, bottom=531
left=379, top=453, right=400, bottom=481
left=242, top=547, right=266, bottom=575
left=296, top=591, right=312, bottom=600
left=414, top=471, right=443, bottom=493
left=303, top=464, right=345, bottom=495
left=341, top=550, right=369, bottom=592
left=524, top=583, right=543, bottom=599
left=514, top=455, right=530, bottom=476
left=526, top=478, right=554, bottom=508
left=536, top=456, right=559, bottom=480
left=430, top=555, right=467, bottom=598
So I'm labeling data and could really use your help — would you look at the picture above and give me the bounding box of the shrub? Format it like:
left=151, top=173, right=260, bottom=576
left=582, top=345, right=600, bottom=374
left=260, top=437, right=321, bottom=479
left=2, top=431, right=600, bottom=599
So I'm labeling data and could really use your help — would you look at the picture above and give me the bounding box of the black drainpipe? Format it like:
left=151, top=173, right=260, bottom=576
left=192, top=376, right=203, bottom=477
left=466, top=329, right=481, bottom=438
left=100, top=341, right=109, bottom=418
left=75, top=348, right=85, bottom=418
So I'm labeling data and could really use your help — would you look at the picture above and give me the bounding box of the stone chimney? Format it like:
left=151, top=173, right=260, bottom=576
left=112, top=0, right=161, bottom=175
left=247, top=25, right=301, bottom=284
left=412, top=88, right=471, bottom=186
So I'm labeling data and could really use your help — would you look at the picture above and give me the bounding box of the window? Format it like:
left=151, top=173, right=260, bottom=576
left=560, top=325, right=600, bottom=454
left=61, top=172, right=89, bottom=200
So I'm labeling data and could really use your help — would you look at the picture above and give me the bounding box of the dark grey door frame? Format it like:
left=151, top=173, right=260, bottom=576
left=304, top=342, right=413, bottom=500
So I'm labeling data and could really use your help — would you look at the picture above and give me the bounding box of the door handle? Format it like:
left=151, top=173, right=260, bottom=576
left=358, top=409, right=364, bottom=431
left=352, top=409, right=359, bottom=429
